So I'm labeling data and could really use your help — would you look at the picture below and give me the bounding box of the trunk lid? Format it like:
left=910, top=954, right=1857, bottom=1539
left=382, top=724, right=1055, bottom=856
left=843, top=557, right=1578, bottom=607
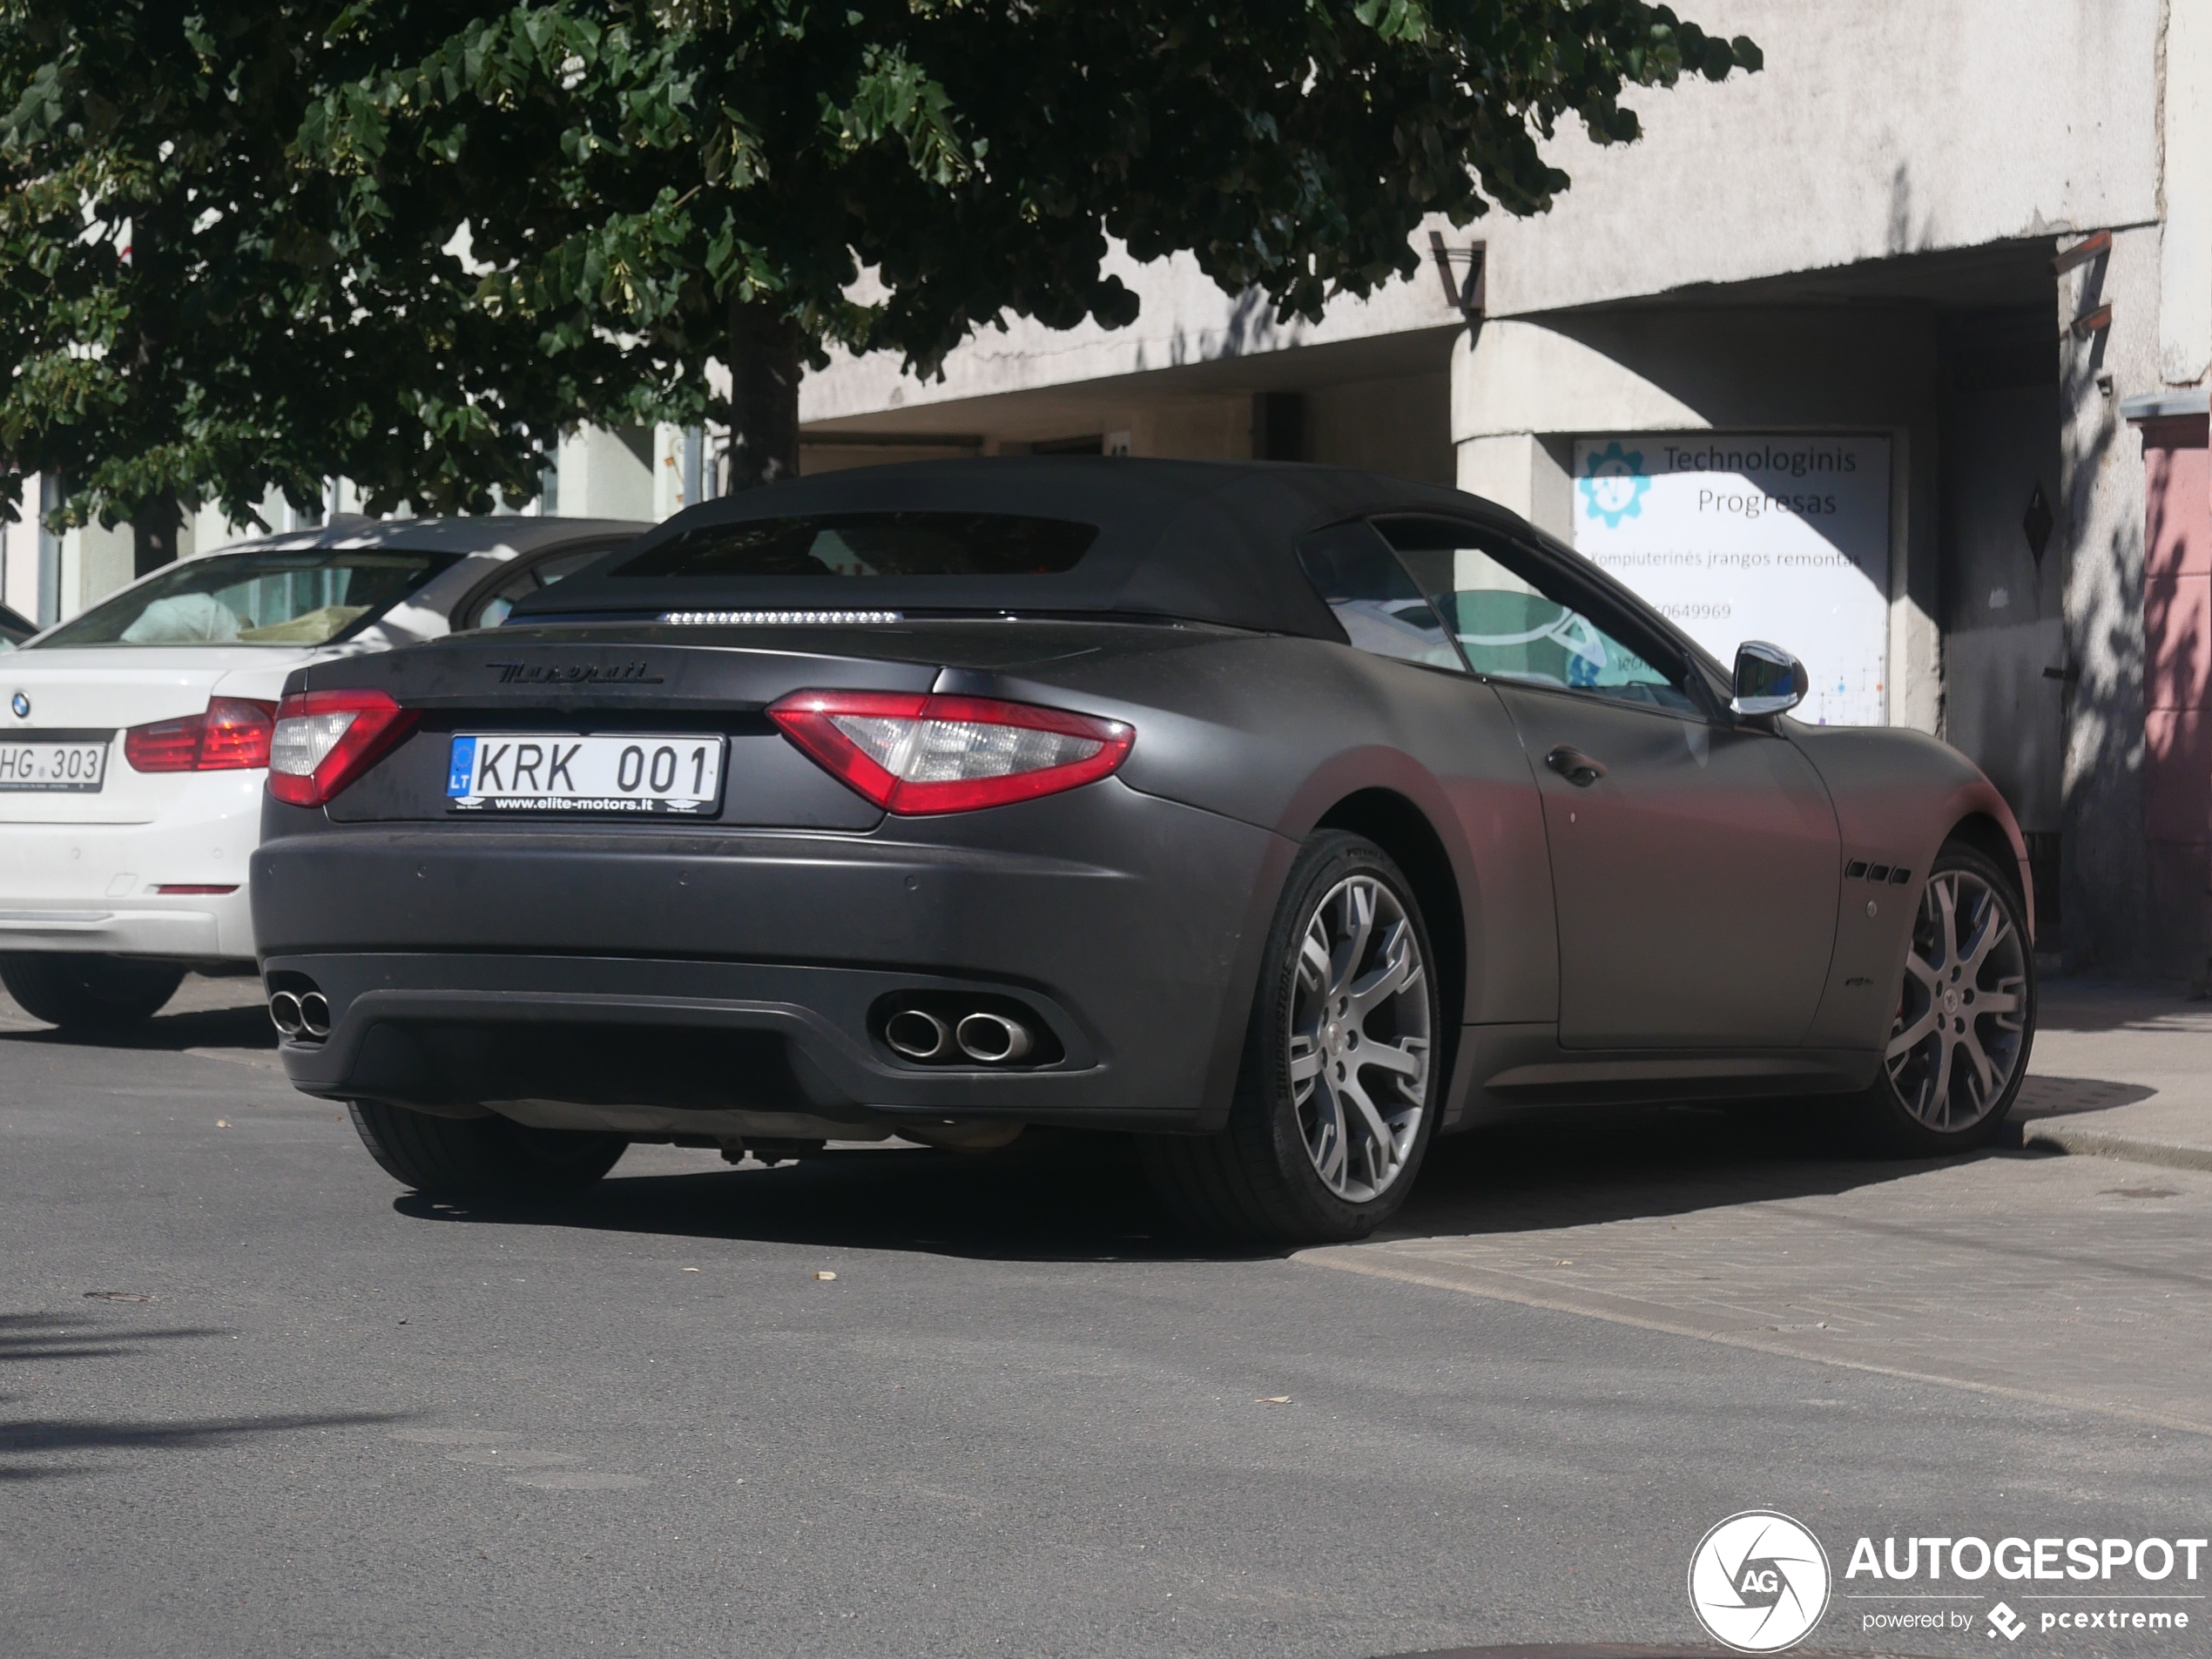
left=1, top=645, right=325, bottom=824
left=300, top=620, right=1203, bottom=827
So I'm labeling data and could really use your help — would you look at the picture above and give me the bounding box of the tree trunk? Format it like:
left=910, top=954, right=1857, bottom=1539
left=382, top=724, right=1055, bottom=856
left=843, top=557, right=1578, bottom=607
left=726, top=300, right=802, bottom=490
left=133, top=492, right=183, bottom=578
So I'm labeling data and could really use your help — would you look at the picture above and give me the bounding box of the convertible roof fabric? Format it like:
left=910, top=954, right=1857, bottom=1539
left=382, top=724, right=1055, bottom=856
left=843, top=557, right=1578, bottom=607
left=511, top=458, right=1514, bottom=636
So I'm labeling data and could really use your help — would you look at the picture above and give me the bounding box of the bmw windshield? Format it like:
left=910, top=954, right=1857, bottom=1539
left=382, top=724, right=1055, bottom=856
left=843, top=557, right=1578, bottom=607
left=32, top=548, right=460, bottom=649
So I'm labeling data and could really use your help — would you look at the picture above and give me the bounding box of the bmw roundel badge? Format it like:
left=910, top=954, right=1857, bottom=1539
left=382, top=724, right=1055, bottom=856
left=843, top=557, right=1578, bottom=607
left=9, top=691, right=26, bottom=719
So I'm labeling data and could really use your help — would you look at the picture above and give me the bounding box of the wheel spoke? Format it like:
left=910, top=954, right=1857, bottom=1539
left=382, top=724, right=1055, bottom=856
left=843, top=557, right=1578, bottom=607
left=1932, top=874, right=1962, bottom=968
left=1885, top=1007, right=1940, bottom=1062
left=1347, top=921, right=1419, bottom=1018
left=1337, top=1072, right=1399, bottom=1183
left=1298, top=928, right=1332, bottom=995
left=1963, top=907, right=2013, bottom=977
left=1306, top=1087, right=1348, bottom=1191
left=1334, top=881, right=1378, bottom=1001
left=1359, top=1037, right=1426, bottom=1082
left=1924, top=1033, right=1957, bottom=1126
left=1288, top=1038, right=1323, bottom=1090
left=1958, top=1021, right=1999, bottom=1104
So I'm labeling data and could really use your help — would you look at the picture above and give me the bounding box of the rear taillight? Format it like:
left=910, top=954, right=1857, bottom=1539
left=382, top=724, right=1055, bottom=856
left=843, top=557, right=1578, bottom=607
left=123, top=698, right=277, bottom=773
left=767, top=690, right=1134, bottom=815
left=267, top=689, right=418, bottom=807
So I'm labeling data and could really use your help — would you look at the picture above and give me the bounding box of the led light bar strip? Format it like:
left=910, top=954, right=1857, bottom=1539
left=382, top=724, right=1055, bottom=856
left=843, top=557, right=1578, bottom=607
left=661, top=610, right=904, bottom=626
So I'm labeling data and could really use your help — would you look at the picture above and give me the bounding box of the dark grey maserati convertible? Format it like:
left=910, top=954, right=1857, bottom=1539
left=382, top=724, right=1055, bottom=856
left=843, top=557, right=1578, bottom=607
left=253, top=460, right=2034, bottom=1243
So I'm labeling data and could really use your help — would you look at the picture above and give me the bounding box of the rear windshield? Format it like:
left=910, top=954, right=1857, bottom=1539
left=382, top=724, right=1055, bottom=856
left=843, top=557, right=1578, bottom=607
left=608, top=512, right=1098, bottom=580
left=33, top=549, right=460, bottom=649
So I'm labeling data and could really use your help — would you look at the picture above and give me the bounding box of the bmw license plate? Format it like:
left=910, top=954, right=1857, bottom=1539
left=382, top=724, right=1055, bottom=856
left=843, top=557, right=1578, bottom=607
left=0, top=732, right=111, bottom=792
left=447, top=733, right=725, bottom=815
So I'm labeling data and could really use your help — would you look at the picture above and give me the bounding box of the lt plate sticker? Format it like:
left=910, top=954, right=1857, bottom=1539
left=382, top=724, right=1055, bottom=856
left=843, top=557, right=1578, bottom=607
left=447, top=733, right=725, bottom=814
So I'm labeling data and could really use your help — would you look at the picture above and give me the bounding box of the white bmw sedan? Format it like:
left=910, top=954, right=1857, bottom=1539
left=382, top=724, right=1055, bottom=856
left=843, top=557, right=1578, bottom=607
left=0, top=515, right=645, bottom=1029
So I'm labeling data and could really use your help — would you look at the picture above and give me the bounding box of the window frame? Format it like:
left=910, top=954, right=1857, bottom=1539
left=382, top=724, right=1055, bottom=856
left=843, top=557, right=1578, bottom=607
left=451, top=538, right=631, bottom=631
left=1367, top=514, right=1731, bottom=723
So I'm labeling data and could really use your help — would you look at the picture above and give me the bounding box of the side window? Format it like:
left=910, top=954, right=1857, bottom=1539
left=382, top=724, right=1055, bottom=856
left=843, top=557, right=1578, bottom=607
left=1378, top=518, right=1701, bottom=716
left=1297, top=523, right=1463, bottom=672
left=467, top=547, right=607, bottom=629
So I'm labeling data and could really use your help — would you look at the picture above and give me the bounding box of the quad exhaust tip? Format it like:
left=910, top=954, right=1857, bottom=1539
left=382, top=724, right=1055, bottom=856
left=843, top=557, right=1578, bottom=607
left=883, top=1006, right=1036, bottom=1065
left=884, top=1008, right=950, bottom=1062
left=955, top=1011, right=1033, bottom=1064
left=268, top=990, right=303, bottom=1038
left=269, top=986, right=333, bottom=1042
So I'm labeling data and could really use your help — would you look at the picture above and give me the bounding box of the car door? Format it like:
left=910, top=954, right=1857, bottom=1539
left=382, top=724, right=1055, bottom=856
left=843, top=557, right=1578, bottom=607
left=1378, top=516, right=1841, bottom=1051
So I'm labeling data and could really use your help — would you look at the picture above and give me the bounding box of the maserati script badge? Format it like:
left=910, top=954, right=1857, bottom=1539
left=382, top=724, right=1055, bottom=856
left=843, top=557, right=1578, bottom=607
left=485, top=661, right=663, bottom=686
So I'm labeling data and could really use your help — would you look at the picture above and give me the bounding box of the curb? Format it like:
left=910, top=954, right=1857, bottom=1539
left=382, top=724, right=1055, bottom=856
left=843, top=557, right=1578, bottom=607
left=2019, top=1120, right=2212, bottom=1174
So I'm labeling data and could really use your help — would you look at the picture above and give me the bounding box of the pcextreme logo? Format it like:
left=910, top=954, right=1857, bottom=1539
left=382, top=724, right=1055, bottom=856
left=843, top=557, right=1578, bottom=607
left=1688, top=1511, right=1833, bottom=1653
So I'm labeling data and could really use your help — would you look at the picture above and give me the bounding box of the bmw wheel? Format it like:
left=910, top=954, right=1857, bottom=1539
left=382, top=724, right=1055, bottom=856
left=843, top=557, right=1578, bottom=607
left=0, top=953, right=186, bottom=1033
left=1854, top=841, right=2034, bottom=1154
left=1143, top=831, right=1441, bottom=1244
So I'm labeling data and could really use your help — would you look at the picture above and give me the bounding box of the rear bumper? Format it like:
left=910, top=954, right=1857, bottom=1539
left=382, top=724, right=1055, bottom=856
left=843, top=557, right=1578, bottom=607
left=254, top=781, right=1290, bottom=1134
left=0, top=811, right=258, bottom=960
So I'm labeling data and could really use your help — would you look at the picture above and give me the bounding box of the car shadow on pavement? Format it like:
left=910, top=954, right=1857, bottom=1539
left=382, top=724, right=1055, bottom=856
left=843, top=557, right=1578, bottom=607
left=394, top=1105, right=2024, bottom=1261
left=396, top=1130, right=1276, bottom=1264
left=0, top=1001, right=277, bottom=1054
left=1386, top=1101, right=2043, bottom=1241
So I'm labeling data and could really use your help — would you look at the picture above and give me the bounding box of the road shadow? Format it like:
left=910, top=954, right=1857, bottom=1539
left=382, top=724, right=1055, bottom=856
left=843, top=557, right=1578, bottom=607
left=2036, top=976, right=2212, bottom=1033
left=0, top=1001, right=277, bottom=1054
left=0, top=1309, right=393, bottom=1483
left=1, top=1409, right=402, bottom=1483
left=1383, top=1099, right=2033, bottom=1240
left=396, top=1103, right=2013, bottom=1260
left=396, top=1131, right=1257, bottom=1264
left=0, top=1310, right=227, bottom=1366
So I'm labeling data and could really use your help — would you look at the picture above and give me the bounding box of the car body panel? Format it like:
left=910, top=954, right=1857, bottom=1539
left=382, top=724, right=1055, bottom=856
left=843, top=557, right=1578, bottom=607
left=248, top=462, right=2031, bottom=1136
left=1493, top=681, right=1843, bottom=1049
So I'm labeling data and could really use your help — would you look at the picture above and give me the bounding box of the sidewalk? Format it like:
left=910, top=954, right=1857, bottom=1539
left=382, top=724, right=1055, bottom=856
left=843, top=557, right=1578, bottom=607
left=2011, top=978, right=2212, bottom=1171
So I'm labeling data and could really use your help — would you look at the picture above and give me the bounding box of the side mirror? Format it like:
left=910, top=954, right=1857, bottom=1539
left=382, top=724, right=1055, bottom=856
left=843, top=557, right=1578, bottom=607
left=1732, top=640, right=1809, bottom=717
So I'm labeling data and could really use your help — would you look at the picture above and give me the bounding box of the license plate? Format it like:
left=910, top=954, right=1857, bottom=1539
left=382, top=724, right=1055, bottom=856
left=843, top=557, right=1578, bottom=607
left=448, top=733, right=725, bottom=814
left=447, top=738, right=725, bottom=818
left=0, top=732, right=111, bottom=792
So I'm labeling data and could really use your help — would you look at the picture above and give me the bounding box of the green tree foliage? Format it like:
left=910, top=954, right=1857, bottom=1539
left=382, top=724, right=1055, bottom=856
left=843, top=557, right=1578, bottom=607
left=0, top=1, right=1758, bottom=538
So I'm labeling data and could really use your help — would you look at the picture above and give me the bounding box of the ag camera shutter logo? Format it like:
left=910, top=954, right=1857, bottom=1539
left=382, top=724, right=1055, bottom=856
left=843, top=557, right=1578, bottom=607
left=1689, top=1510, right=1832, bottom=1652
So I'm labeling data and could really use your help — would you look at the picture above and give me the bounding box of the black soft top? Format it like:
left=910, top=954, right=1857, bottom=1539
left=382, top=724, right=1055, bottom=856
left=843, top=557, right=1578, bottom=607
left=510, top=457, right=1513, bottom=636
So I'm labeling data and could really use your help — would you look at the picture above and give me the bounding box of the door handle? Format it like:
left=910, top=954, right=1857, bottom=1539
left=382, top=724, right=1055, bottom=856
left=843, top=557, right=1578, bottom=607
left=1545, top=745, right=1606, bottom=787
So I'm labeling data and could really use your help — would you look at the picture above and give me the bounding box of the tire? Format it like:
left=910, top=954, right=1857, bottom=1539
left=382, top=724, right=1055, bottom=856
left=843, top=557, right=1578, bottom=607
left=1850, top=840, right=2036, bottom=1155
left=0, top=953, right=186, bottom=1032
left=1143, top=831, right=1444, bottom=1244
left=347, top=1100, right=627, bottom=1202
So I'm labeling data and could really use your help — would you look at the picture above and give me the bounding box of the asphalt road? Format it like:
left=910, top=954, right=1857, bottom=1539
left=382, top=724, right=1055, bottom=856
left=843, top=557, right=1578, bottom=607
left=3, top=976, right=2209, bottom=1659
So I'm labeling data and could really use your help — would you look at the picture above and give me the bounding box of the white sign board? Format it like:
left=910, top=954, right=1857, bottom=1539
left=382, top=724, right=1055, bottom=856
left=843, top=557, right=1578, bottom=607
left=1570, top=435, right=1892, bottom=726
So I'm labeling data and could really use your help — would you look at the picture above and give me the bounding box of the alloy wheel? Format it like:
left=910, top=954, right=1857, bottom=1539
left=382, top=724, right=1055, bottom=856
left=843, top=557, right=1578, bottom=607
left=1288, top=874, right=1432, bottom=1202
left=1884, top=869, right=2029, bottom=1131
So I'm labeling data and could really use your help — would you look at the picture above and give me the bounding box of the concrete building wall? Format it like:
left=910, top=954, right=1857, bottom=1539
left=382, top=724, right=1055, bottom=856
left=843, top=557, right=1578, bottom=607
left=2059, top=222, right=2168, bottom=970
left=1477, top=0, right=2162, bottom=319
